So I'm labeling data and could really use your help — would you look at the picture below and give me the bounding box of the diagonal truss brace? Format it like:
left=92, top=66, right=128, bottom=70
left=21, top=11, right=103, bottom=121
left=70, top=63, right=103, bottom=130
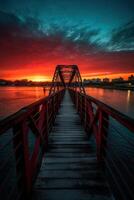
left=49, top=65, right=85, bottom=95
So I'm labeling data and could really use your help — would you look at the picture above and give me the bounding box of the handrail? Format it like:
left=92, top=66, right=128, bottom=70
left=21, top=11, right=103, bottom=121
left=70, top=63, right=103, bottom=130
left=0, top=91, right=63, bottom=134
left=78, top=91, right=134, bottom=132
left=0, top=89, right=65, bottom=200
left=69, top=88, right=134, bottom=200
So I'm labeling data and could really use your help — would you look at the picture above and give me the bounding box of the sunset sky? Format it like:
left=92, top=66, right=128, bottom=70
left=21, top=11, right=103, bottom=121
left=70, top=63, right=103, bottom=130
left=0, top=0, right=134, bottom=81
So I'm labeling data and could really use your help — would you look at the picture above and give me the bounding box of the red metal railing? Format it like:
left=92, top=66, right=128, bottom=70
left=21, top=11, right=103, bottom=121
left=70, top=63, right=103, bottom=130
left=0, top=89, right=65, bottom=200
left=69, top=88, right=134, bottom=200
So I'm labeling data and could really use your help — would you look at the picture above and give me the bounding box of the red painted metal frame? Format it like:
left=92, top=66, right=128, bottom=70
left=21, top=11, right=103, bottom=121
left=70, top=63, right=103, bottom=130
left=0, top=89, right=65, bottom=199
left=69, top=89, right=134, bottom=163
left=49, top=65, right=85, bottom=95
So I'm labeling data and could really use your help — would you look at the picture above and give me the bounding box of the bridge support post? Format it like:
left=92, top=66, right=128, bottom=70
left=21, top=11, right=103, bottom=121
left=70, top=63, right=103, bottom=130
left=84, top=96, right=88, bottom=131
left=13, top=122, right=31, bottom=199
left=75, top=92, right=78, bottom=111
left=52, top=96, right=55, bottom=124
left=44, top=102, right=48, bottom=151
left=98, top=110, right=109, bottom=167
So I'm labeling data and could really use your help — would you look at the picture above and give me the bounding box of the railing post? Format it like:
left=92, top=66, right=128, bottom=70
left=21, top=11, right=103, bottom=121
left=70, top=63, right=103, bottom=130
left=84, top=95, right=87, bottom=130
left=52, top=96, right=55, bottom=123
left=80, top=95, right=84, bottom=123
left=55, top=93, right=59, bottom=113
left=44, top=101, right=48, bottom=150
left=86, top=100, right=94, bottom=137
left=38, top=103, right=46, bottom=134
left=80, top=95, right=83, bottom=118
left=76, top=92, right=78, bottom=111
left=98, top=110, right=109, bottom=167
left=13, top=121, right=31, bottom=198
left=78, top=93, right=80, bottom=113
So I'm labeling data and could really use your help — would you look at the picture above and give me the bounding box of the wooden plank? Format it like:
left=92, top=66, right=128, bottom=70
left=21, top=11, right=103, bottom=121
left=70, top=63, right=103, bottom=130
left=33, top=190, right=113, bottom=200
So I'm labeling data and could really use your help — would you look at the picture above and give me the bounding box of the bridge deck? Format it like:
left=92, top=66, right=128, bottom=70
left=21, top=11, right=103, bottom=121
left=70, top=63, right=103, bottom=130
left=33, top=91, right=114, bottom=200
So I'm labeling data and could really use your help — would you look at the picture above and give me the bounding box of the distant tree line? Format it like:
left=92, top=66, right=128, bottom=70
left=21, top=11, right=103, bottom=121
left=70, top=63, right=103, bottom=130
left=0, top=79, right=52, bottom=86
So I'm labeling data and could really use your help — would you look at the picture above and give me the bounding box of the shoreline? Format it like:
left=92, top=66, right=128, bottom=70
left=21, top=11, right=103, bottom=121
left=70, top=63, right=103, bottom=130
left=84, top=85, right=134, bottom=91
left=0, top=85, right=134, bottom=91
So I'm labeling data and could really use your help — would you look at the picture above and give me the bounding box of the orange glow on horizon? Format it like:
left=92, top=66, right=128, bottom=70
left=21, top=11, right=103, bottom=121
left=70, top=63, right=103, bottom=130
left=2, top=72, right=134, bottom=82
left=1, top=63, right=134, bottom=81
left=82, top=72, right=134, bottom=80
left=3, top=75, right=52, bottom=82
left=26, top=75, right=51, bottom=82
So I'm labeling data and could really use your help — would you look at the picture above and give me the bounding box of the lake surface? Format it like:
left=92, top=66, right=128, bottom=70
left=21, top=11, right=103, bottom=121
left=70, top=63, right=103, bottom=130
left=85, top=87, right=134, bottom=119
left=0, top=87, right=48, bottom=119
left=0, top=86, right=134, bottom=119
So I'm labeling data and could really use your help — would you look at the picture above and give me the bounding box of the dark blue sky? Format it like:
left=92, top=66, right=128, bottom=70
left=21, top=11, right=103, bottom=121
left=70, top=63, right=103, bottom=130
left=0, top=0, right=134, bottom=43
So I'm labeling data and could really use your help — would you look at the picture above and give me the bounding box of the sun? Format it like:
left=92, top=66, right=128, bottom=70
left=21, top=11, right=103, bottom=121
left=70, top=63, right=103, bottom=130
left=27, top=75, right=51, bottom=82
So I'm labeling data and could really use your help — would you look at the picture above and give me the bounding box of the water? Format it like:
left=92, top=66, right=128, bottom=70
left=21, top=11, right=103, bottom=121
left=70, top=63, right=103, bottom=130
left=85, top=87, right=134, bottom=119
left=0, top=86, right=48, bottom=119
left=0, top=87, right=134, bottom=119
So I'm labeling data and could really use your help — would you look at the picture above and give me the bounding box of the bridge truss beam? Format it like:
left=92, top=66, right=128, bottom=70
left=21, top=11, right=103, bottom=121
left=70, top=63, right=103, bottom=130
left=49, top=65, right=85, bottom=95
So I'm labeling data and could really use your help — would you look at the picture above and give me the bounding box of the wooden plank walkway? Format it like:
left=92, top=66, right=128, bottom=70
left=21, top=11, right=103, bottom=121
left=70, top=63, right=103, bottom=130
left=33, top=91, right=114, bottom=200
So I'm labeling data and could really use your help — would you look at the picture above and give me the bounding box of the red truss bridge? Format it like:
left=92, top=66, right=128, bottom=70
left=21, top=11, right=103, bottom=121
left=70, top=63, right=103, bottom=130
left=0, top=65, right=134, bottom=200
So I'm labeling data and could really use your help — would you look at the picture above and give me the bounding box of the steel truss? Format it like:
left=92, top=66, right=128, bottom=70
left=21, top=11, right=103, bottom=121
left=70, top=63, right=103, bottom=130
left=49, top=65, right=85, bottom=95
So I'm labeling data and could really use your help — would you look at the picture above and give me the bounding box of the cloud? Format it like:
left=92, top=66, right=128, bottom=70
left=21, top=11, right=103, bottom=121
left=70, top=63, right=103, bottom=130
left=109, top=20, right=134, bottom=51
left=0, top=10, right=134, bottom=79
left=0, top=10, right=103, bottom=67
left=0, top=10, right=43, bottom=38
